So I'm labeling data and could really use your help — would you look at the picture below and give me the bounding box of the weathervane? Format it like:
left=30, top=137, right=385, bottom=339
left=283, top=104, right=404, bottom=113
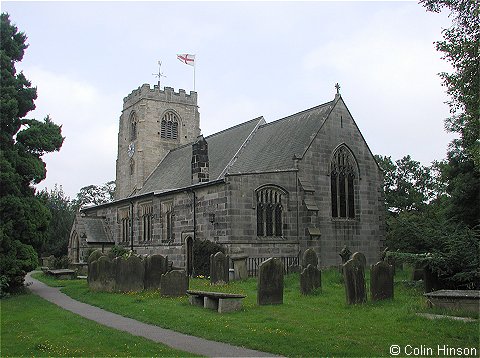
left=153, top=61, right=167, bottom=88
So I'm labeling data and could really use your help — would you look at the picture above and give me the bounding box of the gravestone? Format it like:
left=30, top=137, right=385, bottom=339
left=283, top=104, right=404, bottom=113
left=89, top=255, right=116, bottom=292
left=210, top=251, right=229, bottom=284
left=160, top=270, right=189, bottom=296
left=351, top=252, right=366, bottom=270
left=300, top=264, right=321, bottom=295
left=87, top=250, right=105, bottom=277
left=339, top=246, right=352, bottom=264
left=424, top=267, right=441, bottom=293
left=412, top=262, right=425, bottom=281
left=231, top=255, right=248, bottom=281
left=87, top=249, right=105, bottom=266
left=343, top=258, right=366, bottom=304
left=257, top=257, right=284, bottom=305
left=303, top=248, right=319, bottom=269
left=144, top=254, right=169, bottom=289
left=114, top=255, right=144, bottom=292
left=370, top=261, right=394, bottom=301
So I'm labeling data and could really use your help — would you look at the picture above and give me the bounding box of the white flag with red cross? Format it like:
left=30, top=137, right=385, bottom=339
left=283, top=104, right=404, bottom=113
left=177, top=54, right=195, bottom=66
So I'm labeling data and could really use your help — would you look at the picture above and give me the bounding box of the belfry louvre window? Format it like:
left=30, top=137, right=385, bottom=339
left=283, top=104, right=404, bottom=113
left=256, top=186, right=285, bottom=237
left=160, top=112, right=179, bottom=140
left=331, top=145, right=357, bottom=219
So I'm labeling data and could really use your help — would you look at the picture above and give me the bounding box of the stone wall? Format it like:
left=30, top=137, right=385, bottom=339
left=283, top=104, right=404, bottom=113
left=116, top=85, right=200, bottom=199
left=298, top=98, right=385, bottom=266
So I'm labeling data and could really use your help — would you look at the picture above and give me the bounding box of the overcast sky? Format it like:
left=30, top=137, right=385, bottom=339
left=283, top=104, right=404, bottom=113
left=3, top=1, right=454, bottom=200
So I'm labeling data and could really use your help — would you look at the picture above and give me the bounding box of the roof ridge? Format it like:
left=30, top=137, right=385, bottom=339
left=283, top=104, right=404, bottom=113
left=204, top=116, right=265, bottom=139
left=258, top=100, right=334, bottom=128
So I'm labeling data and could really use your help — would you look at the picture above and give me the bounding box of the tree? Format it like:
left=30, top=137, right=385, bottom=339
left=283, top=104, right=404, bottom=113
left=375, top=155, right=440, bottom=214
left=37, top=185, right=75, bottom=257
left=72, top=180, right=115, bottom=210
left=0, top=13, right=64, bottom=293
left=420, top=0, right=480, bottom=227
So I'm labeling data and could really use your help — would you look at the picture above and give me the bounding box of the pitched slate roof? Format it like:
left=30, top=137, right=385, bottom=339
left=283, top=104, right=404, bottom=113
left=135, top=99, right=334, bottom=196
left=228, top=101, right=334, bottom=173
left=137, top=117, right=264, bottom=195
left=76, top=216, right=113, bottom=244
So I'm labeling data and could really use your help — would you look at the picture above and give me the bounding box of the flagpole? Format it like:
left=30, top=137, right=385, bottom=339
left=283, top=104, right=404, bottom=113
left=193, top=62, right=196, bottom=92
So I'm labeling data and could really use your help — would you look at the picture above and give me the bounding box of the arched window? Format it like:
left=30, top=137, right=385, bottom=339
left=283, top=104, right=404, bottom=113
left=331, top=145, right=357, bottom=219
left=160, top=112, right=179, bottom=140
left=256, top=186, right=286, bottom=237
left=141, top=203, right=153, bottom=241
left=130, top=112, right=137, bottom=141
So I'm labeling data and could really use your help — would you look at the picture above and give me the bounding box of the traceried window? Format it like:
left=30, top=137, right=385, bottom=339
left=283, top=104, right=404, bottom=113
left=130, top=112, right=137, bottom=141
left=331, top=145, right=357, bottom=219
left=141, top=203, right=153, bottom=241
left=160, top=112, right=179, bottom=140
left=256, top=186, right=285, bottom=237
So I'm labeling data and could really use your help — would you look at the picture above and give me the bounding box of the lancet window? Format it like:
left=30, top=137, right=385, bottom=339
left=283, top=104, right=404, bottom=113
left=119, top=208, right=130, bottom=242
left=141, top=203, right=153, bottom=241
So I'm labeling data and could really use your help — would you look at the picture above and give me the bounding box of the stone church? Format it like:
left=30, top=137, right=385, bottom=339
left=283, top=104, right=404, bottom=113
left=68, top=83, right=385, bottom=273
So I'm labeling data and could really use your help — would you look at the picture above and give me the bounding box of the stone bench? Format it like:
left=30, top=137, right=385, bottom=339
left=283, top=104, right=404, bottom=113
left=186, top=290, right=246, bottom=313
left=46, top=269, right=76, bottom=279
left=424, top=290, right=479, bottom=313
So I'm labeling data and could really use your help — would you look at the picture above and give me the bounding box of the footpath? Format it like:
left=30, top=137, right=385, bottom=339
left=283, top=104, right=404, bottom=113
left=26, top=273, right=280, bottom=358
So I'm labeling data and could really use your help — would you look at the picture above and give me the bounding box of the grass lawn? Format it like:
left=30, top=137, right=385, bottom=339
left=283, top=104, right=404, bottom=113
left=0, top=292, right=198, bottom=357
left=30, top=269, right=479, bottom=357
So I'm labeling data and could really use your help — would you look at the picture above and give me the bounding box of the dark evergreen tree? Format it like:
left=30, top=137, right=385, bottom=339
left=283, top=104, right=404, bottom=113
left=0, top=13, right=64, bottom=293
left=37, top=185, right=75, bottom=257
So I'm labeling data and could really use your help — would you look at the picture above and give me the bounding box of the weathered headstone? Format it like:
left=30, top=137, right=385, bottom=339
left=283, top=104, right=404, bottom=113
left=412, top=262, right=425, bottom=281
left=231, top=255, right=248, bottom=281
left=339, top=246, right=352, bottom=264
left=87, top=249, right=105, bottom=278
left=351, top=252, right=366, bottom=270
left=160, top=270, right=189, bottom=296
left=343, top=258, right=366, bottom=304
left=144, top=254, right=169, bottom=289
left=424, top=267, right=441, bottom=293
left=300, top=264, right=322, bottom=295
left=370, top=261, right=394, bottom=301
left=257, top=257, right=284, bottom=305
left=89, top=255, right=116, bottom=292
left=303, top=248, right=319, bottom=269
left=210, top=251, right=229, bottom=284
left=114, top=255, right=144, bottom=292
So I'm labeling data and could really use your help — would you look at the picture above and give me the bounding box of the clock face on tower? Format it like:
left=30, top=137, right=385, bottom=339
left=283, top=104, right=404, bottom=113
left=127, top=142, right=135, bottom=158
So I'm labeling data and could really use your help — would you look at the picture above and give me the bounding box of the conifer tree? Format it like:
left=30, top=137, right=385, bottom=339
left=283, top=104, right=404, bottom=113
left=0, top=13, right=64, bottom=293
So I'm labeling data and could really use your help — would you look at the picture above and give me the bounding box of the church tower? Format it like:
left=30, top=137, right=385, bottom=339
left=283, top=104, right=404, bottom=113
left=115, top=84, right=200, bottom=199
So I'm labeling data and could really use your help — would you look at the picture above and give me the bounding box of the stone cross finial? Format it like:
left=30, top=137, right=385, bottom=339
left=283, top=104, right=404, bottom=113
left=335, top=83, right=341, bottom=95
